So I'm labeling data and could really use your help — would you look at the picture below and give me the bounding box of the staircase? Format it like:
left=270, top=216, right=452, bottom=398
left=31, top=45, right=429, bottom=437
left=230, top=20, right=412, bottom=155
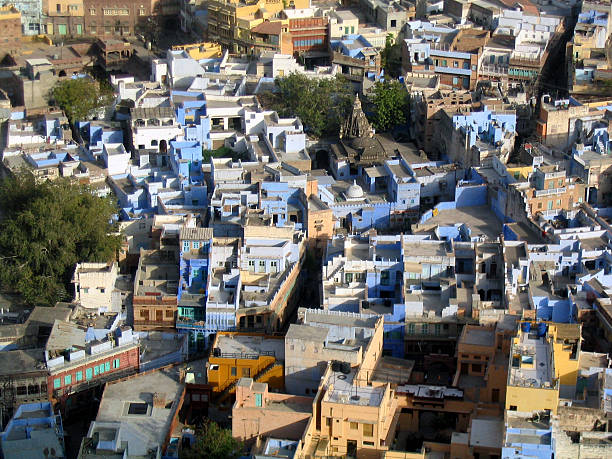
left=215, top=360, right=283, bottom=404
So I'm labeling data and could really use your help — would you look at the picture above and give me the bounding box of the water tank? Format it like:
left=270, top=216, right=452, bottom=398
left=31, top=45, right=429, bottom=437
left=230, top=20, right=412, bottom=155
left=331, top=361, right=342, bottom=372
left=213, top=347, right=221, bottom=357
left=341, top=362, right=351, bottom=374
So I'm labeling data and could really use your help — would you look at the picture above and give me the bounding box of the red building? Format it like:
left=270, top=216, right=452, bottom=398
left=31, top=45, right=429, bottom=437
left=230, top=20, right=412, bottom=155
left=48, top=333, right=140, bottom=401
left=288, top=17, right=328, bottom=55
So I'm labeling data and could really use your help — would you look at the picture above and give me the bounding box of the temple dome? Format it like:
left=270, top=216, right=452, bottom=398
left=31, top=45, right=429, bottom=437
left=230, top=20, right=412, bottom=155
left=347, top=180, right=364, bottom=199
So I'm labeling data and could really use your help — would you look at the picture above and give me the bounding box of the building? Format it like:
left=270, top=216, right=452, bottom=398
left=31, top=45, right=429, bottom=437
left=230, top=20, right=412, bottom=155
left=78, top=367, right=185, bottom=458
left=45, top=320, right=140, bottom=405
left=72, top=262, right=121, bottom=312
left=176, top=227, right=213, bottom=352
left=207, top=332, right=284, bottom=399
left=0, top=402, right=65, bottom=459
left=132, top=246, right=180, bottom=331
left=81, top=0, right=177, bottom=38
left=10, top=0, right=43, bottom=35
left=42, top=0, right=84, bottom=37
left=206, top=0, right=311, bottom=53
left=408, top=89, right=473, bottom=156
left=0, top=306, right=72, bottom=420
left=0, top=5, right=22, bottom=44
left=506, top=322, right=581, bottom=415
left=511, top=164, right=585, bottom=220
left=233, top=378, right=313, bottom=445
left=285, top=308, right=382, bottom=396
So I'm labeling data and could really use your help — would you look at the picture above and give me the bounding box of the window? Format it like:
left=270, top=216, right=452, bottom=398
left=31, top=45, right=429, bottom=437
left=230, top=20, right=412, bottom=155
left=453, top=77, right=459, bottom=85
left=255, top=393, right=262, bottom=407
left=547, top=201, right=553, bottom=210
left=408, top=323, right=415, bottom=335
left=472, top=364, right=482, bottom=373
left=363, top=423, right=374, bottom=437
left=94, top=366, right=99, bottom=376
left=127, top=402, right=148, bottom=415
left=193, top=241, right=200, bottom=249
left=345, top=272, right=353, bottom=283
left=242, top=367, right=251, bottom=377
left=270, top=260, right=278, bottom=272
left=183, top=241, right=190, bottom=252
left=442, top=60, right=447, bottom=66
left=363, top=441, right=375, bottom=446
left=453, top=61, right=459, bottom=68
left=113, top=359, right=120, bottom=369
left=105, top=362, right=111, bottom=372
left=350, top=422, right=358, bottom=430
left=434, top=324, right=441, bottom=336
left=58, top=24, right=67, bottom=35
left=248, top=260, right=255, bottom=271
left=390, top=19, right=397, bottom=27
left=65, top=374, right=72, bottom=385
left=56, top=3, right=61, bottom=12
left=231, top=367, right=237, bottom=376
left=89, top=8, right=96, bottom=14
left=165, top=310, right=174, bottom=318
left=82, top=288, right=89, bottom=294
left=421, top=323, right=428, bottom=335
left=538, top=202, right=542, bottom=209
left=76, top=371, right=83, bottom=382
left=99, top=288, right=105, bottom=293
left=139, top=8, right=146, bottom=15
left=509, top=405, right=517, bottom=411
left=99, top=364, right=105, bottom=374
left=381, top=270, right=390, bottom=286
left=86, top=368, right=93, bottom=380
left=326, top=417, right=332, bottom=426
left=69, top=5, right=78, bottom=11
left=556, top=199, right=561, bottom=207
left=54, top=378, right=61, bottom=389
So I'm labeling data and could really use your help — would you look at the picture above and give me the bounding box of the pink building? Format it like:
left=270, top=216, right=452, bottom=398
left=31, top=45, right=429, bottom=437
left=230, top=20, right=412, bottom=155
left=232, top=378, right=313, bottom=445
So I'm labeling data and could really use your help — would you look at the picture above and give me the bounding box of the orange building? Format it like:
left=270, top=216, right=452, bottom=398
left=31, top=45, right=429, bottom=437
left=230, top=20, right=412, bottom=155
left=207, top=332, right=284, bottom=402
left=0, top=5, right=22, bottom=45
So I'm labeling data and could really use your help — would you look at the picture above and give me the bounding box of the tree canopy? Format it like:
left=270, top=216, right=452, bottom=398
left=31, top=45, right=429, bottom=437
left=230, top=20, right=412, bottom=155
left=0, top=173, right=121, bottom=306
left=371, top=80, right=409, bottom=132
left=380, top=34, right=403, bottom=79
left=259, top=73, right=354, bottom=138
left=181, top=421, right=242, bottom=459
left=51, top=77, right=114, bottom=123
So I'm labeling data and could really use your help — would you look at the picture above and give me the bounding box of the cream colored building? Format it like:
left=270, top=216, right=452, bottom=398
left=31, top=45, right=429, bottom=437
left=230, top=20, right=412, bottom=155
left=72, top=262, right=119, bottom=312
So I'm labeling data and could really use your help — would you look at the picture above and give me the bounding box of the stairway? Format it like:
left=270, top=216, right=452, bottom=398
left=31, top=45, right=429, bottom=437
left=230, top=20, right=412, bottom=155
left=215, top=360, right=283, bottom=404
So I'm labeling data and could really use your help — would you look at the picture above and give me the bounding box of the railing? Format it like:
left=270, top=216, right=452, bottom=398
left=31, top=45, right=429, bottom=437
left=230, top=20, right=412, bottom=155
left=534, top=187, right=566, bottom=197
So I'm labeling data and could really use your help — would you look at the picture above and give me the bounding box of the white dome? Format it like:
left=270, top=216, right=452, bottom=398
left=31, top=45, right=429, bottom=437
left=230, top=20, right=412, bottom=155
left=347, top=180, right=364, bottom=199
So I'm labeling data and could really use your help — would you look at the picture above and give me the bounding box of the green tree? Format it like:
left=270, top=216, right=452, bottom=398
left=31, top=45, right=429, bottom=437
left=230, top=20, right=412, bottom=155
left=0, top=173, right=121, bottom=306
left=260, top=73, right=353, bottom=137
left=181, top=421, right=242, bottom=459
left=51, top=77, right=113, bottom=123
left=371, top=80, right=408, bottom=132
left=379, top=34, right=403, bottom=78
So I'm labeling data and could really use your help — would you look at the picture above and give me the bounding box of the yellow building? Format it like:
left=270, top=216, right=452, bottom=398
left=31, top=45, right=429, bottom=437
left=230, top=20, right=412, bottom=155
left=207, top=0, right=311, bottom=52
left=505, top=322, right=581, bottom=414
left=207, top=332, right=284, bottom=400
left=171, top=42, right=223, bottom=59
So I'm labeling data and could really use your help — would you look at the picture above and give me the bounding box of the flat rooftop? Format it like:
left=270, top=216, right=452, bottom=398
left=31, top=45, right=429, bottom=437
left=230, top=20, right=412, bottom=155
left=299, top=308, right=379, bottom=330
left=215, top=334, right=284, bottom=359
left=325, top=367, right=386, bottom=407
left=93, top=367, right=183, bottom=456
left=416, top=205, right=503, bottom=240
left=461, top=327, right=495, bottom=347
left=509, top=332, right=553, bottom=389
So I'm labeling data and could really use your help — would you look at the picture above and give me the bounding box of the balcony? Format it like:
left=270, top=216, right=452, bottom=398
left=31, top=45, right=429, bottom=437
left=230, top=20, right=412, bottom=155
left=534, top=187, right=566, bottom=197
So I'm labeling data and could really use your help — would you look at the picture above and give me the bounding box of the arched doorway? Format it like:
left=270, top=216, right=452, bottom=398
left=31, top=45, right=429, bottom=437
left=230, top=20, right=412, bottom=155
left=159, top=139, right=167, bottom=153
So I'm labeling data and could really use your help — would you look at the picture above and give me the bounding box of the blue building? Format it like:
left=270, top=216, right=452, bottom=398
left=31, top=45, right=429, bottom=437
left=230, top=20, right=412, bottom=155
left=177, top=227, right=214, bottom=352
left=0, top=402, right=65, bottom=459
